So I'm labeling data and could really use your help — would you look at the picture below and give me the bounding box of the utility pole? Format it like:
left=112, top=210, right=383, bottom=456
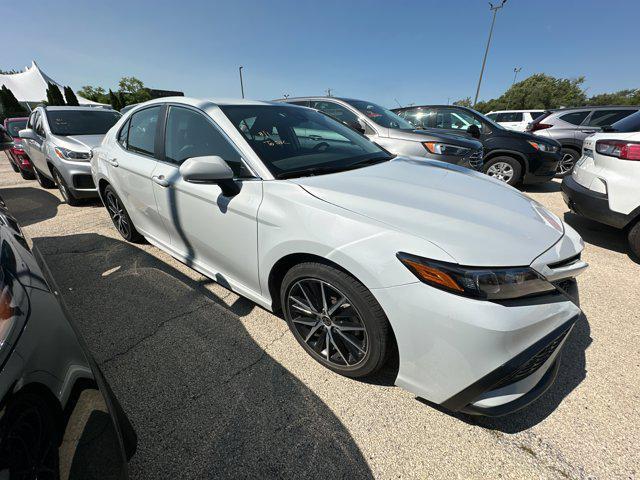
left=394, top=98, right=402, bottom=108
left=473, top=0, right=507, bottom=106
left=447, top=97, right=451, bottom=105
left=326, top=88, right=332, bottom=97
left=512, top=66, right=522, bottom=85
left=239, top=66, right=245, bottom=99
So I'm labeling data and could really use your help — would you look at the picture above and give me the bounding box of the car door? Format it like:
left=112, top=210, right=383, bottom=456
left=27, top=111, right=47, bottom=174
left=580, top=109, right=638, bottom=143
left=109, top=105, right=170, bottom=245
left=426, top=107, right=486, bottom=139
left=151, top=105, right=262, bottom=294
left=497, top=112, right=523, bottom=131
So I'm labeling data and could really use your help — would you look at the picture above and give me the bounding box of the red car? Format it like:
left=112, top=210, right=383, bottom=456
left=3, top=117, right=34, bottom=179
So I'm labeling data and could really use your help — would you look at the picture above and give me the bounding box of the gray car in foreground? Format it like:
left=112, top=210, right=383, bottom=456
left=19, top=106, right=121, bottom=205
left=279, top=97, right=484, bottom=171
left=528, top=105, right=639, bottom=176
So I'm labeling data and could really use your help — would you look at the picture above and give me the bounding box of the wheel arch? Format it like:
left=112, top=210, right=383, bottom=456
left=484, top=149, right=529, bottom=172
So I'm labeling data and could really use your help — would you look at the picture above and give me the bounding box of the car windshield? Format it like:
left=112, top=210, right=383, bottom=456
left=46, top=109, right=121, bottom=136
left=220, top=104, right=392, bottom=179
left=609, top=111, right=640, bottom=132
left=5, top=119, right=27, bottom=137
left=343, top=100, right=415, bottom=130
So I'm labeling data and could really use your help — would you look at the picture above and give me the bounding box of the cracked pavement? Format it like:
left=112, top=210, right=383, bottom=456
left=1, top=161, right=638, bottom=479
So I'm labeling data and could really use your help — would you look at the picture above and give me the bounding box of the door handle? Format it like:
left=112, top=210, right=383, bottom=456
left=106, top=158, right=119, bottom=167
left=152, top=175, right=170, bottom=187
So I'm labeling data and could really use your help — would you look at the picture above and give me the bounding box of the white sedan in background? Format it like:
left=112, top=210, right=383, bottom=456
left=562, top=111, right=640, bottom=257
left=486, top=110, right=545, bottom=131
left=91, top=97, right=586, bottom=416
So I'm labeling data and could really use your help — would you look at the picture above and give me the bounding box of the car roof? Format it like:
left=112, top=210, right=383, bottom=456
left=122, top=96, right=284, bottom=112
left=548, top=105, right=640, bottom=113
left=276, top=96, right=367, bottom=104
left=42, top=106, right=116, bottom=111
left=487, top=109, right=545, bottom=113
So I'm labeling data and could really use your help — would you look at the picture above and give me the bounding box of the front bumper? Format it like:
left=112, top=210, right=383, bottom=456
left=561, top=175, right=632, bottom=229
left=523, top=150, right=561, bottom=184
left=54, top=158, right=98, bottom=198
left=438, top=148, right=483, bottom=172
left=372, top=275, right=581, bottom=417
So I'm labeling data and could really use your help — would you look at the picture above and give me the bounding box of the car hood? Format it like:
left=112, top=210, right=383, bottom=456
left=292, top=157, right=564, bottom=266
left=388, top=128, right=482, bottom=149
left=51, top=134, right=106, bottom=151
left=498, top=128, right=562, bottom=147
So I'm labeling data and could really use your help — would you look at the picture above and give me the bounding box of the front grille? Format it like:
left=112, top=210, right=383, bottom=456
left=466, top=148, right=484, bottom=170
left=491, top=328, right=569, bottom=390
left=72, top=174, right=95, bottom=189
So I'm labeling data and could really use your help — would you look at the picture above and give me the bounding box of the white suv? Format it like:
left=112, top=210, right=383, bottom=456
left=561, top=111, right=640, bottom=257
left=486, top=110, right=545, bottom=131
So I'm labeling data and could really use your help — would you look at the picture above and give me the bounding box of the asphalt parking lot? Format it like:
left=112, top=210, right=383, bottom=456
left=1, top=160, right=638, bottom=479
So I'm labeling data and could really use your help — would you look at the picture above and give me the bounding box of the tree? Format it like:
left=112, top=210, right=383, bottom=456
left=64, top=86, right=80, bottom=106
left=472, top=74, right=588, bottom=113
left=46, top=82, right=66, bottom=106
left=109, top=89, right=122, bottom=110
left=118, top=76, right=151, bottom=104
left=453, top=97, right=472, bottom=107
left=0, top=69, right=19, bottom=75
left=77, top=86, right=108, bottom=103
left=588, top=89, right=640, bottom=106
left=0, top=85, right=28, bottom=118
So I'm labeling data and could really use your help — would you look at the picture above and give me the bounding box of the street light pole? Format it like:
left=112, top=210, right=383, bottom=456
left=473, top=0, right=507, bottom=106
left=239, top=66, right=245, bottom=99
left=513, top=66, right=522, bottom=85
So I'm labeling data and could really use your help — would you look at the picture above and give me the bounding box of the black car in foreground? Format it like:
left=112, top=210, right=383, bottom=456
left=392, top=105, right=562, bottom=186
left=0, top=193, right=136, bottom=479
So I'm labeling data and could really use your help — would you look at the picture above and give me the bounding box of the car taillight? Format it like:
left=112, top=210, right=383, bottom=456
left=529, top=123, right=552, bottom=132
left=596, top=140, right=640, bottom=161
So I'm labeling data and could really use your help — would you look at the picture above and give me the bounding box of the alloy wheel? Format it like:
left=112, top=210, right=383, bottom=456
left=287, top=278, right=368, bottom=367
left=106, top=191, right=131, bottom=238
left=486, top=161, right=514, bottom=183
left=557, top=152, right=576, bottom=175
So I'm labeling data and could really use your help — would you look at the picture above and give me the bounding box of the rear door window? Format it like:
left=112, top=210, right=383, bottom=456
left=496, top=112, right=523, bottom=122
left=560, top=111, right=590, bottom=125
left=610, top=111, right=640, bottom=132
left=587, top=110, right=636, bottom=127
left=127, top=106, right=160, bottom=157
left=529, top=112, right=545, bottom=120
left=309, top=101, right=359, bottom=125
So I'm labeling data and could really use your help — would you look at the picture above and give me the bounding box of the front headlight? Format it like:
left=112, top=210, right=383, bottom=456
left=527, top=141, right=559, bottom=153
left=423, top=142, right=471, bottom=156
left=54, top=146, right=92, bottom=161
left=397, top=252, right=556, bottom=300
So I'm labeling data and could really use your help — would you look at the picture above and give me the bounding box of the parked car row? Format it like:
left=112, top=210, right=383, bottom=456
left=11, top=95, right=639, bottom=427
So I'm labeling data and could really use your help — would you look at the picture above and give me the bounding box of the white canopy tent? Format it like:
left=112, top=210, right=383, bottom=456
left=0, top=61, right=102, bottom=106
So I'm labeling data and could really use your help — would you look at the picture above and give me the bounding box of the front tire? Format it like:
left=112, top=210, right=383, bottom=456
left=556, top=148, right=579, bottom=177
left=281, top=262, right=390, bottom=378
left=628, top=220, right=640, bottom=259
left=104, top=185, right=144, bottom=243
left=9, top=161, right=19, bottom=173
left=52, top=167, right=81, bottom=206
left=20, top=168, right=35, bottom=180
left=483, top=156, right=522, bottom=185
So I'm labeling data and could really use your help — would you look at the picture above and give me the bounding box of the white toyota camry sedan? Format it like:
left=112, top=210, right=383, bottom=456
left=91, top=97, right=587, bottom=416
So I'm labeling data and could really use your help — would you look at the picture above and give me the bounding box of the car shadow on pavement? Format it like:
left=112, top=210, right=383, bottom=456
left=30, top=232, right=373, bottom=479
left=0, top=187, right=60, bottom=226
left=520, top=181, right=562, bottom=194
left=424, top=313, right=591, bottom=433
left=563, top=212, right=639, bottom=264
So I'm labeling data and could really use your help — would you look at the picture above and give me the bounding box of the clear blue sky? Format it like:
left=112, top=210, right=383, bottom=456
left=3, top=0, right=638, bottom=107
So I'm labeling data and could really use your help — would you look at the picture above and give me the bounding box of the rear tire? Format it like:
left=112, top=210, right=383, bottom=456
left=281, top=262, right=390, bottom=378
left=556, top=147, right=579, bottom=178
left=34, top=167, right=56, bottom=189
left=52, top=167, right=81, bottom=206
left=20, top=169, right=35, bottom=180
left=628, top=220, right=640, bottom=259
left=104, top=185, right=144, bottom=243
left=483, top=156, right=522, bottom=186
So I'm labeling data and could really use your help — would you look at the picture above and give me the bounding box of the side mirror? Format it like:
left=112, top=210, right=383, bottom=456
left=467, top=124, right=481, bottom=139
left=18, top=129, right=37, bottom=141
left=179, top=155, right=239, bottom=196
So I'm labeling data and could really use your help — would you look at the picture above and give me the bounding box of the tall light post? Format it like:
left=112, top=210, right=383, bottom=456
left=473, top=0, right=507, bottom=106
left=239, top=66, right=245, bottom=99
left=512, top=66, right=522, bottom=85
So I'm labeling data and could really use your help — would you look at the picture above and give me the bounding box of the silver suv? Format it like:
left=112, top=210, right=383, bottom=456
left=279, top=97, right=484, bottom=171
left=527, top=105, right=639, bottom=176
left=19, top=106, right=121, bottom=205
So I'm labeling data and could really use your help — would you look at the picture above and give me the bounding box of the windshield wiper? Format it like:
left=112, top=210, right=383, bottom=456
left=347, top=155, right=394, bottom=168
left=275, top=166, right=348, bottom=180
